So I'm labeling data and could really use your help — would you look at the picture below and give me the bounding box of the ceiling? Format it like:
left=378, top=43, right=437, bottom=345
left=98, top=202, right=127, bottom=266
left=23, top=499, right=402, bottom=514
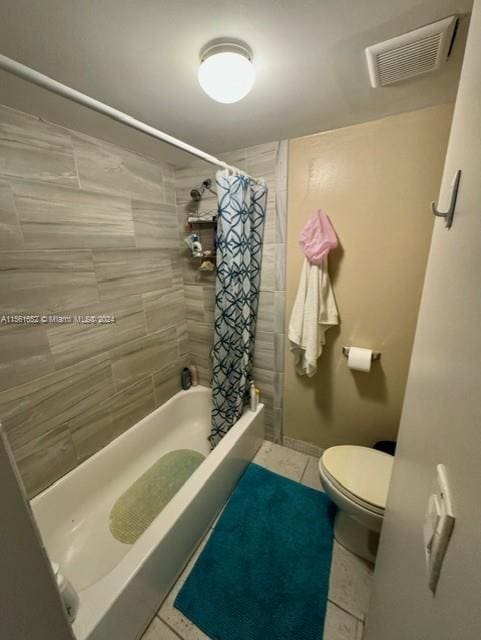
left=0, top=0, right=473, bottom=166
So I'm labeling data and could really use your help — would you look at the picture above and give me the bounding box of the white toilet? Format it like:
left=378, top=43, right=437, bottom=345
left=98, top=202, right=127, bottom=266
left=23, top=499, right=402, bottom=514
left=319, top=445, right=393, bottom=563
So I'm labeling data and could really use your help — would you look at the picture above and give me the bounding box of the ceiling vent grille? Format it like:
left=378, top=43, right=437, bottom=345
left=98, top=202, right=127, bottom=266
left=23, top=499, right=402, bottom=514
left=365, top=16, right=457, bottom=88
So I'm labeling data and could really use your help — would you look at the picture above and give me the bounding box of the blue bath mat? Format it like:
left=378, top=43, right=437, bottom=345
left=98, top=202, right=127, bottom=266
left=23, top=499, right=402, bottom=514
left=174, top=463, right=335, bottom=640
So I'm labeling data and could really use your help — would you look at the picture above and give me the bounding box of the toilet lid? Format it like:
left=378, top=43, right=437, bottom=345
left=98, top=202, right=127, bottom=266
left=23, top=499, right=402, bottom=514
left=321, top=445, right=393, bottom=510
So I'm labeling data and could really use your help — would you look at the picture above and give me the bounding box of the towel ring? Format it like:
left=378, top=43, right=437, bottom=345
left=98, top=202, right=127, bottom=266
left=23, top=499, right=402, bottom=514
left=431, top=170, right=461, bottom=229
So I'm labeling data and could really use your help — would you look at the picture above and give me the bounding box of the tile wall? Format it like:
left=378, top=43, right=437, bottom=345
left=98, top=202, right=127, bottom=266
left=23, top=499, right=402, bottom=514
left=175, top=141, right=288, bottom=442
left=0, top=103, right=288, bottom=496
left=0, top=105, right=186, bottom=496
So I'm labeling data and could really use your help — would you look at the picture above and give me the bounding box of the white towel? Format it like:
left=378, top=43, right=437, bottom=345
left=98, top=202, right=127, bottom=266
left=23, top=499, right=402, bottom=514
left=288, top=257, right=339, bottom=377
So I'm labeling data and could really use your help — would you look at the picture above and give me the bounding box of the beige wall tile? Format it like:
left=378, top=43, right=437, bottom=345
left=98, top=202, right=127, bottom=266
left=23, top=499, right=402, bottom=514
left=274, top=242, right=286, bottom=291
left=110, top=328, right=178, bottom=390
left=72, top=131, right=165, bottom=201
left=256, top=290, right=274, bottom=333
left=0, top=105, right=77, bottom=186
left=132, top=200, right=179, bottom=249
left=184, top=284, right=205, bottom=322
left=175, top=163, right=218, bottom=206
left=68, top=394, right=114, bottom=463
left=93, top=249, right=172, bottom=299
left=174, top=325, right=188, bottom=358
left=152, top=356, right=189, bottom=407
left=260, top=244, right=275, bottom=292
left=0, top=104, right=187, bottom=494
left=13, top=179, right=135, bottom=249
left=246, top=141, right=278, bottom=194
left=153, top=375, right=180, bottom=408
left=70, top=377, right=156, bottom=462
left=46, top=296, right=146, bottom=369
left=143, top=288, right=185, bottom=333
left=276, top=187, right=288, bottom=244
left=0, top=353, right=114, bottom=450
left=253, top=331, right=275, bottom=371
left=109, top=377, right=156, bottom=434
left=0, top=103, right=286, bottom=494
left=0, top=249, right=100, bottom=313
left=14, top=426, right=77, bottom=497
left=0, top=324, right=55, bottom=392
left=178, top=140, right=286, bottom=442
left=0, top=180, right=23, bottom=248
left=202, top=285, right=216, bottom=324
left=186, top=320, right=213, bottom=371
left=262, top=197, right=277, bottom=244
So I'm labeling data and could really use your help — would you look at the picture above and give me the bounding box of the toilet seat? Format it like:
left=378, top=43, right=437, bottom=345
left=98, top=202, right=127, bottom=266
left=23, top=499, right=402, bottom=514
left=320, top=463, right=385, bottom=516
left=319, top=445, right=393, bottom=514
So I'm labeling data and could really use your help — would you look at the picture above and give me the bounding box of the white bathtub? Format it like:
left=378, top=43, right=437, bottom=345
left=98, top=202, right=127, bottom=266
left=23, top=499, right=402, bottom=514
left=31, top=386, right=264, bottom=640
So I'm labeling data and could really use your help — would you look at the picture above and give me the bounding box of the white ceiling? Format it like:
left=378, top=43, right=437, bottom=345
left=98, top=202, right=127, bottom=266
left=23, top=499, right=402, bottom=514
left=0, top=0, right=473, bottom=166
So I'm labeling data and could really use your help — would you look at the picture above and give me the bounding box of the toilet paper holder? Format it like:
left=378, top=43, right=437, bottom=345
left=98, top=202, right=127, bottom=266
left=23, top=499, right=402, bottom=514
left=342, top=346, right=381, bottom=361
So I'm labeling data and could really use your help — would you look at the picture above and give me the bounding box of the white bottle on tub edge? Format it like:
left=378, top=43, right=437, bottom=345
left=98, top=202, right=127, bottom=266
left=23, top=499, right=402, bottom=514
left=250, top=382, right=258, bottom=411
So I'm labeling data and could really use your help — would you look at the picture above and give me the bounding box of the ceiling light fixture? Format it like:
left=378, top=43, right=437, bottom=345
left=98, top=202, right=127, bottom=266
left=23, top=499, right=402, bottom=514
left=198, top=40, right=255, bottom=104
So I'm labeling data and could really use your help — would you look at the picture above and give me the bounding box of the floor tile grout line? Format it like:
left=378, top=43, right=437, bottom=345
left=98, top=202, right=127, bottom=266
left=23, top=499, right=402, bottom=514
left=299, top=455, right=311, bottom=483
left=155, top=614, right=185, bottom=639
left=327, top=597, right=365, bottom=624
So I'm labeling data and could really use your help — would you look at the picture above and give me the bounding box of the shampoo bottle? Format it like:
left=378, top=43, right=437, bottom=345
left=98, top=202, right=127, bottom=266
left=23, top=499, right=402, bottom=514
left=249, top=381, right=257, bottom=411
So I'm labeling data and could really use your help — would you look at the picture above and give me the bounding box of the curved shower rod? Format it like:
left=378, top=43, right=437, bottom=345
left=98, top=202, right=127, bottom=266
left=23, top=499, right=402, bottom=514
left=0, top=53, right=258, bottom=181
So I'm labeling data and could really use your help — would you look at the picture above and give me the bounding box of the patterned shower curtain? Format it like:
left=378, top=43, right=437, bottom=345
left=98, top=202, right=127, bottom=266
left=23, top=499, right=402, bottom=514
left=209, top=170, right=268, bottom=447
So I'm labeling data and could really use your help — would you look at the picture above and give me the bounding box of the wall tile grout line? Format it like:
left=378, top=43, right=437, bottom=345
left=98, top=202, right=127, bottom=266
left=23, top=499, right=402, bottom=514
left=69, top=133, right=82, bottom=190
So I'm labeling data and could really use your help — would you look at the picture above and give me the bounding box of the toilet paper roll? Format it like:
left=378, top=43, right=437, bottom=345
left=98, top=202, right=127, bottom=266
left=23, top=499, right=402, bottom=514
left=347, top=347, right=372, bottom=372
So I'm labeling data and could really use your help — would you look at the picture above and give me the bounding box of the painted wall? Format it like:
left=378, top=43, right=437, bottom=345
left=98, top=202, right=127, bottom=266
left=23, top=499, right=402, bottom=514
left=0, top=104, right=187, bottom=497
left=0, top=428, right=74, bottom=640
left=284, top=105, right=453, bottom=450
left=175, top=142, right=288, bottom=442
left=367, top=3, right=481, bottom=638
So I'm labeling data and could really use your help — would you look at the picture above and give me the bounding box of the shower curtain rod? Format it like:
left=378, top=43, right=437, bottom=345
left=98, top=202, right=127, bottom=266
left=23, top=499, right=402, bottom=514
left=0, top=53, right=258, bottom=180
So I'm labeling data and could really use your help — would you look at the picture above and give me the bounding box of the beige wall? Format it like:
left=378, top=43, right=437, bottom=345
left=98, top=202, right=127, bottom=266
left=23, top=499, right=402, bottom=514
left=0, top=428, right=74, bottom=640
left=284, top=105, right=453, bottom=449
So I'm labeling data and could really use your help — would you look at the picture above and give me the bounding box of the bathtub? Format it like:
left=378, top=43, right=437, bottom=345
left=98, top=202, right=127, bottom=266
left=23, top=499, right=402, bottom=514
left=31, top=386, right=264, bottom=640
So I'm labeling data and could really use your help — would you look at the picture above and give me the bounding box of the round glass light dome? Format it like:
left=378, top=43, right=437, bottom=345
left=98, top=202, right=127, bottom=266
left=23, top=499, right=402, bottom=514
left=198, top=41, right=255, bottom=104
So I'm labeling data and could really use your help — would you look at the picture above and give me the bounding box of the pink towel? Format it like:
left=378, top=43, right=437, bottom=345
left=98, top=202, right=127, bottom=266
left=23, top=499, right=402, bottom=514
left=299, top=210, right=338, bottom=264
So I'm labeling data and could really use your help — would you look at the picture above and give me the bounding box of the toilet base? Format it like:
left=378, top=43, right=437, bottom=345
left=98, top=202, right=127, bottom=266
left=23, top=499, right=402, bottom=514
left=334, top=510, right=379, bottom=563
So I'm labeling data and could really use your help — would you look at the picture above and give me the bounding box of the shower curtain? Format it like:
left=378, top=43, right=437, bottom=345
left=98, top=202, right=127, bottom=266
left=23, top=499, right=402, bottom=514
left=209, top=170, right=268, bottom=447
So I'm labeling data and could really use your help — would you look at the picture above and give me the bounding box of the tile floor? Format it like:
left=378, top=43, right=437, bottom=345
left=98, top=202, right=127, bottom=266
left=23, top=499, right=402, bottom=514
left=141, top=441, right=373, bottom=640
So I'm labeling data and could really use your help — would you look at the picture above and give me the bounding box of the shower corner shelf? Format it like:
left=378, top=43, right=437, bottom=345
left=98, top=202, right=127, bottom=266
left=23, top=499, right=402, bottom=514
left=192, top=252, right=216, bottom=273
left=186, top=211, right=217, bottom=271
left=192, top=253, right=216, bottom=260
left=187, top=214, right=217, bottom=226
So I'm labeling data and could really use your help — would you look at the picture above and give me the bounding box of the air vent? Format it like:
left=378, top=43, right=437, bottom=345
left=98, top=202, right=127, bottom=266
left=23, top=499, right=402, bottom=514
left=365, top=16, right=457, bottom=88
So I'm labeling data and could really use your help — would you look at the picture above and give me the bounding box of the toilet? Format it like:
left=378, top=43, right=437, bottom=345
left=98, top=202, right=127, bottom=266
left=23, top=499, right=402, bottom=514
left=319, top=445, right=393, bottom=563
